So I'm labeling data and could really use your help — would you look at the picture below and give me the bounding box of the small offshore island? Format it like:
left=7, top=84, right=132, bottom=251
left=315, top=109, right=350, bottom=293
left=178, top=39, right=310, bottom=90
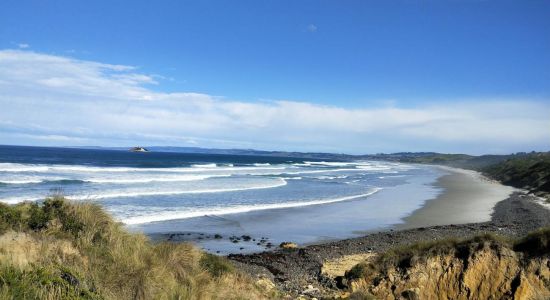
left=130, top=147, right=149, bottom=152
left=0, top=149, right=549, bottom=299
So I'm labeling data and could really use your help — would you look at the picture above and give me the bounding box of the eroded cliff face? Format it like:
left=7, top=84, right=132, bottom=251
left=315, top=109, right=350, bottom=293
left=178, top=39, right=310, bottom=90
left=348, top=241, right=550, bottom=300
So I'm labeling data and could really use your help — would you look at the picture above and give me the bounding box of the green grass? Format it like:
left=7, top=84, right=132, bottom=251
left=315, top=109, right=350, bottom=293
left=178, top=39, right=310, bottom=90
left=482, top=152, right=550, bottom=197
left=0, top=196, right=273, bottom=299
left=200, top=253, right=235, bottom=277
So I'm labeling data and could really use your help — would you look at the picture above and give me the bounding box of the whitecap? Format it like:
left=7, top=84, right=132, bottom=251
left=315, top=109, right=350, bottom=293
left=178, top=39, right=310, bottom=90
left=122, top=188, right=381, bottom=225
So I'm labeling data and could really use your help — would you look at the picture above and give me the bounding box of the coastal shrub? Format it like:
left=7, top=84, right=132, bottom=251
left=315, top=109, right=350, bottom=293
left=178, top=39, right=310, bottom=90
left=483, top=152, right=550, bottom=197
left=200, top=253, right=235, bottom=277
left=27, top=202, right=51, bottom=231
left=514, top=227, right=550, bottom=257
left=0, top=203, right=23, bottom=233
left=0, top=265, right=99, bottom=300
left=345, top=262, right=372, bottom=280
left=0, top=197, right=272, bottom=300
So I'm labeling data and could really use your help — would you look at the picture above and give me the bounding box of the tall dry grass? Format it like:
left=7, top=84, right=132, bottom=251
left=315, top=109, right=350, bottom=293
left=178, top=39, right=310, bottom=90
left=0, top=196, right=276, bottom=299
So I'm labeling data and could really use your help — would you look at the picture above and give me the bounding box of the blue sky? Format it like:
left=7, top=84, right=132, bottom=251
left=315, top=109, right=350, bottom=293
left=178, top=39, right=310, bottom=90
left=0, top=1, right=549, bottom=154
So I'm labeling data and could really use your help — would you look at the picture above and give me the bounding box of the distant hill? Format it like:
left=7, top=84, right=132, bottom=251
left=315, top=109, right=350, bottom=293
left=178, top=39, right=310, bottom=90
left=68, top=146, right=549, bottom=198
left=70, top=146, right=512, bottom=165
left=482, top=152, right=550, bottom=199
left=367, top=151, right=550, bottom=199
left=71, top=145, right=359, bottom=160
left=357, top=152, right=516, bottom=170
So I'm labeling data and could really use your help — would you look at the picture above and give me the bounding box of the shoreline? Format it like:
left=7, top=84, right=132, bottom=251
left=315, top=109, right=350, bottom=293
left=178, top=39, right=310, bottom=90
left=229, top=192, right=550, bottom=296
left=146, top=165, right=515, bottom=254
left=395, top=166, right=515, bottom=229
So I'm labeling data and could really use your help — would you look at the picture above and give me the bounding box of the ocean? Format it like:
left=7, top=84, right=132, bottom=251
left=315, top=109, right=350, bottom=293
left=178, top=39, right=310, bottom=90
left=0, top=145, right=444, bottom=253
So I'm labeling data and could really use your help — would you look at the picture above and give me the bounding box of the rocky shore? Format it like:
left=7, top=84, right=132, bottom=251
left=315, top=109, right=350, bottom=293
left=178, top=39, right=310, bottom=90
left=228, top=192, right=550, bottom=297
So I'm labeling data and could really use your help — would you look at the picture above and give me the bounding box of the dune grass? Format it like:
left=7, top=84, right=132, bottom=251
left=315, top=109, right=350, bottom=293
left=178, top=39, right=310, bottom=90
left=514, top=227, right=550, bottom=257
left=0, top=196, right=275, bottom=299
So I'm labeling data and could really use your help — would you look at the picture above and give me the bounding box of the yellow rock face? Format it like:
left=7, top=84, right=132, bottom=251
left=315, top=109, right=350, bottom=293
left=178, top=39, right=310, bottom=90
left=350, top=242, right=550, bottom=300
left=322, top=253, right=377, bottom=278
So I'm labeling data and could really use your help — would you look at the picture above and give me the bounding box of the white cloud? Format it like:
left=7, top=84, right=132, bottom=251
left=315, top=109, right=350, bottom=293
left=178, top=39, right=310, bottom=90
left=0, top=49, right=549, bottom=154
left=306, top=24, right=317, bottom=32
left=17, top=43, right=29, bottom=49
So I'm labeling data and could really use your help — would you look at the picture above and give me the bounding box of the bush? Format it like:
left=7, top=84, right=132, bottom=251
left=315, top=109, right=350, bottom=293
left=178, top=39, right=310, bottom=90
left=345, top=262, right=371, bottom=280
left=0, top=203, right=23, bottom=233
left=0, top=197, right=268, bottom=300
left=514, top=227, right=550, bottom=257
left=200, top=253, right=235, bottom=277
left=0, top=265, right=99, bottom=300
left=28, top=202, right=51, bottom=231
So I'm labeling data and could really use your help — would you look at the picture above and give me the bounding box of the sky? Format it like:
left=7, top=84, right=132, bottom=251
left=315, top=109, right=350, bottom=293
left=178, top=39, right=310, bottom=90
left=0, top=0, right=549, bottom=154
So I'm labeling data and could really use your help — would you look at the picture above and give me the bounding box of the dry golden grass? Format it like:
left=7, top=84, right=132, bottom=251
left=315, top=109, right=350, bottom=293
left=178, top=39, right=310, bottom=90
left=0, top=196, right=277, bottom=299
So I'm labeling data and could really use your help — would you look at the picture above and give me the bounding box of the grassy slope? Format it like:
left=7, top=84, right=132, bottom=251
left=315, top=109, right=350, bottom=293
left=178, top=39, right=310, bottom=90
left=0, top=196, right=276, bottom=299
left=482, top=152, right=550, bottom=198
left=374, top=151, right=550, bottom=199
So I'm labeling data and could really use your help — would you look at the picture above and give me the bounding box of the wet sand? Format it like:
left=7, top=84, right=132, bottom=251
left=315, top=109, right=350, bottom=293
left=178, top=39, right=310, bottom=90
left=141, top=168, right=443, bottom=254
left=397, top=166, right=515, bottom=229
left=230, top=192, right=550, bottom=297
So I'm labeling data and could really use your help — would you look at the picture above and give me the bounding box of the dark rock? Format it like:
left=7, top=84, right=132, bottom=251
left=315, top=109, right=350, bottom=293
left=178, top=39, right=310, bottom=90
left=61, top=271, right=79, bottom=286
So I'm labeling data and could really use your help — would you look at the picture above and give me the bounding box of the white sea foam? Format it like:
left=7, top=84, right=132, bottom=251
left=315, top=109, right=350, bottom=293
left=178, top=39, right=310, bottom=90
left=191, top=163, right=217, bottom=168
left=0, top=195, right=43, bottom=204
left=0, top=163, right=51, bottom=172
left=0, top=178, right=288, bottom=204
left=315, top=175, right=349, bottom=180
left=67, top=178, right=288, bottom=200
left=0, top=174, right=230, bottom=185
left=279, top=176, right=302, bottom=180
left=85, top=174, right=230, bottom=184
left=378, top=175, right=407, bottom=179
left=0, top=179, right=44, bottom=184
left=300, top=161, right=357, bottom=167
left=253, top=163, right=271, bottom=166
left=122, top=188, right=381, bottom=225
left=0, top=163, right=284, bottom=174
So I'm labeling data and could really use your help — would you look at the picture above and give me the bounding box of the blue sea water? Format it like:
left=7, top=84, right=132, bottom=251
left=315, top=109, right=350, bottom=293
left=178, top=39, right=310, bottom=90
left=0, top=145, right=444, bottom=252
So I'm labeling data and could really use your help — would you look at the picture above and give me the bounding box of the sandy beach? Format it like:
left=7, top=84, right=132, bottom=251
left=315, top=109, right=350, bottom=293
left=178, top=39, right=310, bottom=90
left=397, top=166, right=516, bottom=229
left=230, top=191, right=550, bottom=297
left=224, top=167, right=549, bottom=296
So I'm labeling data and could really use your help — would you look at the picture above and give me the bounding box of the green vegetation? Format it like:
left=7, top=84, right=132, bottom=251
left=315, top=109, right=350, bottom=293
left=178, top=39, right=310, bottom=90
left=200, top=253, right=235, bottom=277
left=373, top=151, right=550, bottom=200
left=375, top=153, right=475, bottom=165
left=482, top=152, right=550, bottom=199
left=0, top=196, right=273, bottom=299
left=514, top=227, right=550, bottom=257
left=368, top=152, right=522, bottom=169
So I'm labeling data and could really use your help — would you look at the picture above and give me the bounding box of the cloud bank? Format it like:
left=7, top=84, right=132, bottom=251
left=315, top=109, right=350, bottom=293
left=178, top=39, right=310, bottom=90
left=0, top=50, right=548, bottom=154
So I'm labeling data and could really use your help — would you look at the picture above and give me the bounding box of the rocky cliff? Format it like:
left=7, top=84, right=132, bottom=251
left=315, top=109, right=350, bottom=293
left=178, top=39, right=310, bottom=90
left=345, top=231, right=550, bottom=300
